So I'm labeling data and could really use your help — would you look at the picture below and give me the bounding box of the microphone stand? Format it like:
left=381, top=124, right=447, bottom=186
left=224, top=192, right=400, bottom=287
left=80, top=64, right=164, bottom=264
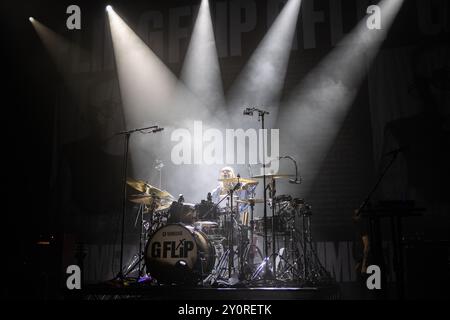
left=355, top=149, right=401, bottom=219
left=279, top=155, right=301, bottom=184
left=114, top=125, right=163, bottom=281
left=243, top=107, right=273, bottom=280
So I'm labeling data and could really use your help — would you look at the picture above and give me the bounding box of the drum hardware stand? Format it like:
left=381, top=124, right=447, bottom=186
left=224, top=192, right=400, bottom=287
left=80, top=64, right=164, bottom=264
left=114, top=125, right=163, bottom=281
left=253, top=177, right=283, bottom=281
left=250, top=243, right=296, bottom=283
left=130, top=203, right=147, bottom=277
left=227, top=176, right=241, bottom=279
left=123, top=201, right=157, bottom=279
left=269, top=177, right=278, bottom=277
left=247, top=199, right=258, bottom=268
left=239, top=233, right=264, bottom=281
left=237, top=224, right=250, bottom=281
left=243, top=106, right=273, bottom=281
left=236, top=180, right=261, bottom=281
left=294, top=207, right=332, bottom=285
left=301, top=207, right=310, bottom=281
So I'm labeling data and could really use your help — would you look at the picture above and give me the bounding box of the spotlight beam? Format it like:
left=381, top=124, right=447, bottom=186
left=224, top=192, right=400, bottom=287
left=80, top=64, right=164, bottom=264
left=107, top=6, right=224, bottom=200
left=107, top=8, right=179, bottom=128
left=29, top=18, right=89, bottom=82
left=277, top=0, right=405, bottom=193
left=227, top=0, right=302, bottom=128
left=180, top=0, right=225, bottom=113
left=107, top=7, right=219, bottom=129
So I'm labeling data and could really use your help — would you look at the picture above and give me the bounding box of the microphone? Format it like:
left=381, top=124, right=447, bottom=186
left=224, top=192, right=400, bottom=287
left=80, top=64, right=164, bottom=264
left=152, top=127, right=164, bottom=133
left=243, top=107, right=270, bottom=116
left=279, top=155, right=302, bottom=184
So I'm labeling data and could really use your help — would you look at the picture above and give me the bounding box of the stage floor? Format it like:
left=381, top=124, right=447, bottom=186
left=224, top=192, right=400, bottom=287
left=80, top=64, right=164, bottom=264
left=68, top=283, right=341, bottom=300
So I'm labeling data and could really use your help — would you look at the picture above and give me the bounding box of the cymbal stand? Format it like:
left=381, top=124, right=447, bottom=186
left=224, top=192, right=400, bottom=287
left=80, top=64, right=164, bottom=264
left=295, top=205, right=332, bottom=285
left=227, top=177, right=241, bottom=279
left=276, top=222, right=301, bottom=281
left=136, top=203, right=146, bottom=277
left=123, top=202, right=155, bottom=278
left=250, top=201, right=298, bottom=284
left=270, top=178, right=277, bottom=277
left=239, top=202, right=264, bottom=281
left=248, top=200, right=257, bottom=266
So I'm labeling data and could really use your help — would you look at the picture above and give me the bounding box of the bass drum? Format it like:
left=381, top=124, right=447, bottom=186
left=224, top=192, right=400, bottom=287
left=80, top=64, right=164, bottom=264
left=145, top=224, right=215, bottom=284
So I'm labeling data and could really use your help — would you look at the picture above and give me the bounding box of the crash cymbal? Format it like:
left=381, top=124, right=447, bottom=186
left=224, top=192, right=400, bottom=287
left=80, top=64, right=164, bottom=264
left=251, top=173, right=293, bottom=179
left=236, top=198, right=266, bottom=204
left=126, top=178, right=150, bottom=193
left=127, top=178, right=174, bottom=199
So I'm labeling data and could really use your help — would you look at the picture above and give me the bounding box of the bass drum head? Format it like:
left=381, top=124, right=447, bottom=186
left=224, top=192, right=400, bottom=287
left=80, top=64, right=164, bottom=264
left=145, top=224, right=215, bottom=284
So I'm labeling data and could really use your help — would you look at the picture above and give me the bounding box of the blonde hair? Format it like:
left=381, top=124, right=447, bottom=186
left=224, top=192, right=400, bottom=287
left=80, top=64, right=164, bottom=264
left=219, top=167, right=236, bottom=192
left=220, top=166, right=236, bottom=179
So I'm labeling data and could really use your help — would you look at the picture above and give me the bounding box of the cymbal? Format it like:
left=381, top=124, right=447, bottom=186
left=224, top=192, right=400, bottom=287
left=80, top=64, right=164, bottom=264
left=127, top=178, right=174, bottom=199
left=130, top=195, right=175, bottom=211
left=218, top=177, right=258, bottom=185
left=219, top=190, right=242, bottom=196
left=126, top=178, right=149, bottom=193
left=128, top=194, right=159, bottom=205
left=154, top=199, right=173, bottom=211
left=251, top=173, right=293, bottom=179
left=149, top=189, right=174, bottom=199
left=236, top=198, right=266, bottom=205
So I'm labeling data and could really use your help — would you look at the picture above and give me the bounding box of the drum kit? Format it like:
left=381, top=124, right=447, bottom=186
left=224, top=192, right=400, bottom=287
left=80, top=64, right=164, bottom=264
left=115, top=109, right=331, bottom=287
left=120, top=173, right=331, bottom=287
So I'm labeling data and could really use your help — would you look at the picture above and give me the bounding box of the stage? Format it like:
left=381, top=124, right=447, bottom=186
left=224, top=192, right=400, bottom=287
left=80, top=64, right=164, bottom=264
left=67, top=283, right=341, bottom=300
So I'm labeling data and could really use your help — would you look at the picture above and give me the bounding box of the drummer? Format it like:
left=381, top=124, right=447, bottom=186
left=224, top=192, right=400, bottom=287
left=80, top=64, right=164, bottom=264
left=210, top=166, right=256, bottom=223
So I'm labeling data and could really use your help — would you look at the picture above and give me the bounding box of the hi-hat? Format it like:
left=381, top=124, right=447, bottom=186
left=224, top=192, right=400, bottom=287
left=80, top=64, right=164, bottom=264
left=128, top=194, right=158, bottom=205
left=129, top=195, right=174, bottom=211
left=154, top=198, right=173, bottom=211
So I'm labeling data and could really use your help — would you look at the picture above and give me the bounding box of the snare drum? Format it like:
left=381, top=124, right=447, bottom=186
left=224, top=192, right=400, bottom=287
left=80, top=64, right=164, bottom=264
left=145, top=224, right=215, bottom=284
